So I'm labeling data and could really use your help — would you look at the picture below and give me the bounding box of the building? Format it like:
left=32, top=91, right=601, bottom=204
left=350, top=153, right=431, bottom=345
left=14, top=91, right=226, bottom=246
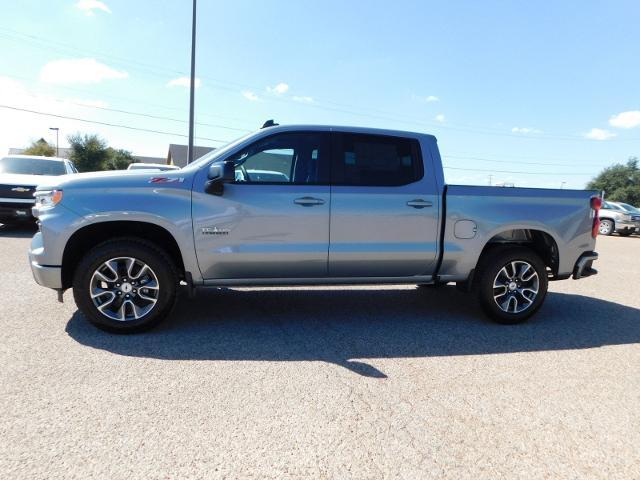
left=167, top=144, right=216, bottom=168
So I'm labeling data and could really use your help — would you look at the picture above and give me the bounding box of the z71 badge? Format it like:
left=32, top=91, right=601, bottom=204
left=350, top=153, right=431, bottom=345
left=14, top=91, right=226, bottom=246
left=148, top=177, right=185, bottom=184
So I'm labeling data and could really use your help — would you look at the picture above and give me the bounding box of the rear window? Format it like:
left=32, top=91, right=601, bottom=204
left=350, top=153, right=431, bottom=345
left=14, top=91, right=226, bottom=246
left=0, top=157, right=67, bottom=176
left=332, top=133, right=423, bottom=186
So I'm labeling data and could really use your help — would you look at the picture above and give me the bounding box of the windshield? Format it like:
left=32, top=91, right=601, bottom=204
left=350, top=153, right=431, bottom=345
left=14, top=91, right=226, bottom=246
left=618, top=203, right=640, bottom=213
left=185, top=131, right=258, bottom=169
left=0, top=157, right=67, bottom=176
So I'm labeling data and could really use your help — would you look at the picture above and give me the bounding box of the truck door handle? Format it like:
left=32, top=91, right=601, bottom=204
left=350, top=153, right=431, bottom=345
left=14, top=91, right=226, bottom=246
left=406, top=199, right=433, bottom=209
left=294, top=197, right=325, bottom=206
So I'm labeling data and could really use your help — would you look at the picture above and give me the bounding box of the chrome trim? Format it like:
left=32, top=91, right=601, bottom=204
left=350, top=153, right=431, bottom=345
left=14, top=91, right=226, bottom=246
left=202, top=275, right=435, bottom=287
left=0, top=197, right=36, bottom=204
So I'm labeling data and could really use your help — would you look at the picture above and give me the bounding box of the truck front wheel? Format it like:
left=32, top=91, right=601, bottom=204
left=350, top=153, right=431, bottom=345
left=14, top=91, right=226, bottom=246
left=72, top=238, right=178, bottom=333
left=476, top=247, right=548, bottom=324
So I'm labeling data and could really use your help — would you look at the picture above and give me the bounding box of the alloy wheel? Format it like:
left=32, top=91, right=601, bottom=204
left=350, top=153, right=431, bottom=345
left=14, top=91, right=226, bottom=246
left=89, top=257, right=160, bottom=321
left=492, top=260, right=540, bottom=314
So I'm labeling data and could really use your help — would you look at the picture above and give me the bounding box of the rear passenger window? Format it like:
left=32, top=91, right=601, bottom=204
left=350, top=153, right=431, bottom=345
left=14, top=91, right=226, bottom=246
left=332, top=133, right=423, bottom=186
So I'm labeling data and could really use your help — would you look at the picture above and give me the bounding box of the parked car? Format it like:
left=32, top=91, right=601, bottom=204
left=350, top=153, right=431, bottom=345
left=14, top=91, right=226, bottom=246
left=0, top=155, right=77, bottom=224
left=599, top=201, right=640, bottom=236
left=29, top=124, right=600, bottom=332
left=127, top=163, right=180, bottom=171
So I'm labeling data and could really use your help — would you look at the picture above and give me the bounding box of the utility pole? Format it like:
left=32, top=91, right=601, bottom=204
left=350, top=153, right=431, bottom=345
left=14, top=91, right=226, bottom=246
left=187, top=0, right=197, bottom=164
left=49, top=127, right=59, bottom=156
left=488, top=174, right=493, bottom=186
left=560, top=181, right=566, bottom=189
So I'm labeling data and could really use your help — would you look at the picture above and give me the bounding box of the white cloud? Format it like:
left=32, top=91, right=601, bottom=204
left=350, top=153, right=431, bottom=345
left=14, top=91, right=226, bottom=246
left=435, top=114, right=445, bottom=123
left=583, top=128, right=617, bottom=140
left=511, top=126, right=542, bottom=134
left=292, top=95, right=314, bottom=104
left=609, top=110, right=640, bottom=129
left=167, top=76, right=201, bottom=88
left=40, top=58, right=128, bottom=84
left=266, top=82, right=289, bottom=95
left=242, top=91, right=259, bottom=101
left=413, top=94, right=439, bottom=103
left=76, top=0, right=111, bottom=15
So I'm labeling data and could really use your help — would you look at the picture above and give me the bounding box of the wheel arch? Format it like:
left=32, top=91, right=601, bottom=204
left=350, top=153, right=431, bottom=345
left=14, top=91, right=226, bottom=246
left=476, top=228, right=560, bottom=278
left=62, top=220, right=186, bottom=289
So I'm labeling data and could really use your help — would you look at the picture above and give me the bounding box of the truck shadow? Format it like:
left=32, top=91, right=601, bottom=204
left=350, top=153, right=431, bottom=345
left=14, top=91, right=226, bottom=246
left=0, top=223, right=37, bottom=238
left=66, top=286, right=640, bottom=378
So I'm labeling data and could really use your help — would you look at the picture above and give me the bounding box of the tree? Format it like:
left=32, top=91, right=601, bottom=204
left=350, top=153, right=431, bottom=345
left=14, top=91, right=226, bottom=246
left=23, top=138, right=56, bottom=157
left=587, top=157, right=640, bottom=205
left=67, top=133, right=110, bottom=172
left=104, top=148, right=134, bottom=170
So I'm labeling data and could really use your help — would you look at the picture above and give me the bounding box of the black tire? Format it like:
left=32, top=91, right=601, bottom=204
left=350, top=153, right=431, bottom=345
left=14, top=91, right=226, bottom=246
left=598, top=219, right=614, bottom=236
left=618, top=230, right=633, bottom=237
left=475, top=246, right=548, bottom=325
left=72, top=238, right=178, bottom=333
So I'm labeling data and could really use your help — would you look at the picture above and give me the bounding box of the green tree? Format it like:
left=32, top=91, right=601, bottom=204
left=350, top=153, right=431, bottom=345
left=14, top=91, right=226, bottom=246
left=23, top=138, right=56, bottom=157
left=104, top=148, right=134, bottom=170
left=587, top=157, right=640, bottom=205
left=67, top=133, right=110, bottom=172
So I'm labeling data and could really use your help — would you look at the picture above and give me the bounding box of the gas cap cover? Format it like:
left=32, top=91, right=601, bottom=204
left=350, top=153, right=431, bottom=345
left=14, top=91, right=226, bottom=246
left=454, top=220, right=478, bottom=239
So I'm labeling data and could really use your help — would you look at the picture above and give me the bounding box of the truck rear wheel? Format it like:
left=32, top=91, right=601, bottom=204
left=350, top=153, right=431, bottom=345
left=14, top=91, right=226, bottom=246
left=476, top=247, right=548, bottom=324
left=72, top=238, right=178, bottom=333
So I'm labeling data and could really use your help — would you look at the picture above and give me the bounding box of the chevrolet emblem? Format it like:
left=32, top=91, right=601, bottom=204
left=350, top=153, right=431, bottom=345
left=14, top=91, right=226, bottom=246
left=11, top=187, right=31, bottom=193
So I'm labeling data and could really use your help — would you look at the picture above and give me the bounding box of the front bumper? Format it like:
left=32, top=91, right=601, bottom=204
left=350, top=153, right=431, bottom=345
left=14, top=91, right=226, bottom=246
left=615, top=221, right=639, bottom=232
left=29, top=232, right=62, bottom=289
left=573, top=251, right=598, bottom=280
left=0, top=200, right=35, bottom=221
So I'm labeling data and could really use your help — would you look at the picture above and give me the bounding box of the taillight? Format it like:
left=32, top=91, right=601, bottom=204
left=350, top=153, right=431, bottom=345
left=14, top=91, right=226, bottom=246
left=591, top=196, right=602, bottom=238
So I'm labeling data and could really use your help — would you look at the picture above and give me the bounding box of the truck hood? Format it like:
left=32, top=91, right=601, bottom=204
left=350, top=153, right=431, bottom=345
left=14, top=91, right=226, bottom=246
left=34, top=169, right=189, bottom=191
left=0, top=173, right=66, bottom=187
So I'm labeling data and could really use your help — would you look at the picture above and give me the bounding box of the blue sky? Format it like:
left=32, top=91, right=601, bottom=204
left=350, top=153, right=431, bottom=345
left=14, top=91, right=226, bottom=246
left=0, top=0, right=639, bottom=188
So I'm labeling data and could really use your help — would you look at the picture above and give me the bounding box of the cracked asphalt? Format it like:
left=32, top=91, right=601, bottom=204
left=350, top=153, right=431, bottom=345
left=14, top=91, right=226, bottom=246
left=1, top=225, right=639, bottom=479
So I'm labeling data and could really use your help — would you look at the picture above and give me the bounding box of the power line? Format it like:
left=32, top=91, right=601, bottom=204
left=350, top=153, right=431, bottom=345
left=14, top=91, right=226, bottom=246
left=443, top=154, right=610, bottom=168
left=0, top=71, right=256, bottom=127
left=0, top=105, right=231, bottom=144
left=8, top=88, right=251, bottom=133
left=443, top=166, right=593, bottom=176
left=0, top=101, right=611, bottom=177
left=3, top=27, right=640, bottom=143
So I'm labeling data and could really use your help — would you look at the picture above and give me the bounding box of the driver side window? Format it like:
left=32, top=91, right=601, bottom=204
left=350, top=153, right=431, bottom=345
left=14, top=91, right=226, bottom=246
left=230, top=132, right=329, bottom=184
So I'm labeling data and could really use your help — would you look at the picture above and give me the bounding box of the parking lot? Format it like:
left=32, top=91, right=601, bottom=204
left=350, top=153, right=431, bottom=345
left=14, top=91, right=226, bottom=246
left=0, top=226, right=638, bottom=479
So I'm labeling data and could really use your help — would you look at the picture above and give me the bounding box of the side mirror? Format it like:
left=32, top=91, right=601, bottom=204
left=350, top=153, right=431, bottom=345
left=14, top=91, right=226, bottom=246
left=205, top=160, right=235, bottom=195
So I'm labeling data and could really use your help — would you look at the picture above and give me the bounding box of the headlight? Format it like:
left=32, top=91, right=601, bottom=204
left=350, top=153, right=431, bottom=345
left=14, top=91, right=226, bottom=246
left=622, top=214, right=632, bottom=221
left=34, top=189, right=63, bottom=209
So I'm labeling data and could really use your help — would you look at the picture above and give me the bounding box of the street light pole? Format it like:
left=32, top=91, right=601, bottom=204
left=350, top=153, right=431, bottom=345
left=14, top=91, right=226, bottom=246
left=49, top=127, right=59, bottom=156
left=187, top=0, right=197, bottom=164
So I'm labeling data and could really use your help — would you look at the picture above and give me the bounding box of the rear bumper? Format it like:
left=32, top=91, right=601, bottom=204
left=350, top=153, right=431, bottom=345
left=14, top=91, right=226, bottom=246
left=573, top=251, right=598, bottom=280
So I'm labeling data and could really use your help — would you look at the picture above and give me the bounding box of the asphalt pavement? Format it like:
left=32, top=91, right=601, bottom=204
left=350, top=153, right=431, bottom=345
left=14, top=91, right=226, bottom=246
left=0, top=225, right=639, bottom=479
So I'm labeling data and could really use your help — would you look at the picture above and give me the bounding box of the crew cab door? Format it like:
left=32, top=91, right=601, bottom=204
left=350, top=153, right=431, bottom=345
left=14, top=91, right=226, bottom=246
left=328, top=132, right=439, bottom=277
left=192, top=131, right=331, bottom=279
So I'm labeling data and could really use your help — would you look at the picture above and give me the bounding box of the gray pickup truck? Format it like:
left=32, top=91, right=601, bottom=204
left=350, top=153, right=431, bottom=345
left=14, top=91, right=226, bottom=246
left=29, top=124, right=601, bottom=332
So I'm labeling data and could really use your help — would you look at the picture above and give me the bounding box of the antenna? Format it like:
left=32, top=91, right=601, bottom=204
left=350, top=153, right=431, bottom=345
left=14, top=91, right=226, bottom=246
left=261, top=119, right=279, bottom=129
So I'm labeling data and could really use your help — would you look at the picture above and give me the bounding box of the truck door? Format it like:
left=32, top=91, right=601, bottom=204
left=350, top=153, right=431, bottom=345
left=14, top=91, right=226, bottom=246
left=192, top=131, right=331, bottom=279
left=328, top=132, right=439, bottom=277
